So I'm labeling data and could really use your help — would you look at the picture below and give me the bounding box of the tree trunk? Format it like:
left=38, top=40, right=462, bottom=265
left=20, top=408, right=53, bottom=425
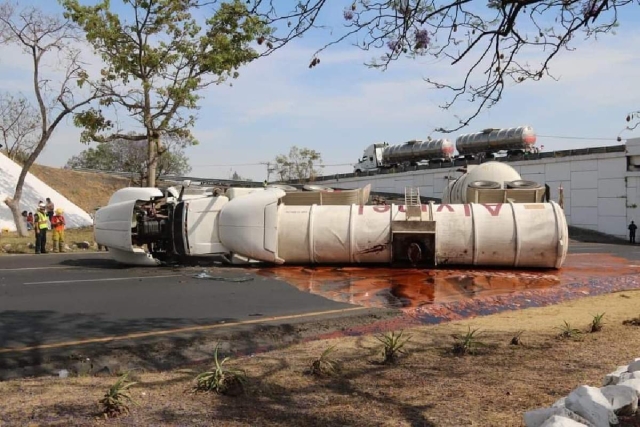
left=147, top=132, right=157, bottom=188
left=5, top=197, right=28, bottom=237
left=4, top=132, right=49, bottom=237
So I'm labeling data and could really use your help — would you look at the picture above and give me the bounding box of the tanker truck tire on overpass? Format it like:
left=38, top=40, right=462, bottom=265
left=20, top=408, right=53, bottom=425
left=94, top=184, right=568, bottom=270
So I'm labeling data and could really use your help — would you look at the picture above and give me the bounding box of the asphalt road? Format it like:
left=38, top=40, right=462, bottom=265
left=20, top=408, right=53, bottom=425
left=568, top=240, right=640, bottom=259
left=0, top=252, right=358, bottom=354
left=1, top=240, right=639, bottom=376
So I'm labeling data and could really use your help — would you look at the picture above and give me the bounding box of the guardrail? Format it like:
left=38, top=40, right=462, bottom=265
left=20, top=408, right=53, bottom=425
left=288, top=144, right=627, bottom=184
left=69, top=168, right=265, bottom=188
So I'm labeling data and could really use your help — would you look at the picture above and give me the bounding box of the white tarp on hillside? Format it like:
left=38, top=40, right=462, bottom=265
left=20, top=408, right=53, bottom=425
left=0, top=152, right=93, bottom=232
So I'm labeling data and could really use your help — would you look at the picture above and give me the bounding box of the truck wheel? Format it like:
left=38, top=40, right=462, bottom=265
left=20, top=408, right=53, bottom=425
left=468, top=180, right=501, bottom=189
left=506, top=180, right=542, bottom=189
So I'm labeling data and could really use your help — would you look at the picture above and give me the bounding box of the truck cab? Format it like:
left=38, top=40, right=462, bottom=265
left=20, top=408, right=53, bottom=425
left=353, top=143, right=388, bottom=173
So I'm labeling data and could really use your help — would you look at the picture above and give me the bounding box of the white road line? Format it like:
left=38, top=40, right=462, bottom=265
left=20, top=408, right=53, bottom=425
left=0, top=266, right=75, bottom=272
left=23, top=274, right=184, bottom=285
left=2, top=252, right=107, bottom=257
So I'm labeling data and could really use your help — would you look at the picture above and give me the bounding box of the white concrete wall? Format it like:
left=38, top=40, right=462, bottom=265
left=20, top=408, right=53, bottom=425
left=325, top=151, right=633, bottom=239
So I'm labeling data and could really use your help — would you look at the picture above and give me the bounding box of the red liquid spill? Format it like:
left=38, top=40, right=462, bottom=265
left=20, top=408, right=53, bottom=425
left=257, top=253, right=640, bottom=311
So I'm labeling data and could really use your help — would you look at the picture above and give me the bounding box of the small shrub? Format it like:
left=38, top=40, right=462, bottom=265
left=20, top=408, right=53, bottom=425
left=556, top=321, right=582, bottom=339
left=309, top=345, right=339, bottom=377
left=194, top=343, right=246, bottom=396
left=589, top=313, right=605, bottom=333
left=99, top=373, right=136, bottom=418
left=376, top=330, right=411, bottom=364
left=452, top=326, right=486, bottom=355
left=510, top=330, right=525, bottom=346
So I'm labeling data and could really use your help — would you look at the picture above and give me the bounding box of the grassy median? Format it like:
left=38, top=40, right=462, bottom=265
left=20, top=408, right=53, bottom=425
left=0, top=227, right=98, bottom=254
left=1, top=289, right=640, bottom=426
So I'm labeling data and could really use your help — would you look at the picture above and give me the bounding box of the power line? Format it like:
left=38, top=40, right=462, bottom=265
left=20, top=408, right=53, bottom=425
left=191, top=162, right=354, bottom=167
left=537, top=134, right=619, bottom=141
left=191, top=135, right=625, bottom=168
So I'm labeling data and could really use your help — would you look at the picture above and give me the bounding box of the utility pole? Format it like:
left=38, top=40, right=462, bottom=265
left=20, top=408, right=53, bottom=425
left=261, top=161, right=275, bottom=182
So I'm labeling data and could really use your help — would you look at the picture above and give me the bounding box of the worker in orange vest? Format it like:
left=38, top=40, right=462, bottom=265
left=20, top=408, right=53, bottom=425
left=50, top=208, right=66, bottom=253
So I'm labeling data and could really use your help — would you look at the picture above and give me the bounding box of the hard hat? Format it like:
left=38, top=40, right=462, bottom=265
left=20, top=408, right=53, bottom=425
left=55, top=208, right=63, bottom=214
left=38, top=203, right=45, bottom=209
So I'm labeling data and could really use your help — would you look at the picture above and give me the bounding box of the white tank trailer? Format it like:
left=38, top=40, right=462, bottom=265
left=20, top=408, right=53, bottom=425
left=93, top=162, right=568, bottom=269
left=353, top=125, right=537, bottom=173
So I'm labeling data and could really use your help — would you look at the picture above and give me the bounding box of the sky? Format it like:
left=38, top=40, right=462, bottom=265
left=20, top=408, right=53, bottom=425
left=2, top=0, right=640, bottom=182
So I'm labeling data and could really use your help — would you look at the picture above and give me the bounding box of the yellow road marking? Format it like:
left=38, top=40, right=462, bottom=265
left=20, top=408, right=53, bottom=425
left=0, top=306, right=369, bottom=354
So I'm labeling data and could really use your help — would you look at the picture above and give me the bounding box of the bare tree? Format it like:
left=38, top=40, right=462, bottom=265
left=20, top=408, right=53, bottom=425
left=0, top=92, right=38, bottom=162
left=0, top=2, right=100, bottom=236
left=247, top=0, right=632, bottom=132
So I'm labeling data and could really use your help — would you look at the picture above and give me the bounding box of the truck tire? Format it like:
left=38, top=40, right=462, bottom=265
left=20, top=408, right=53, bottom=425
left=468, top=180, right=501, bottom=189
left=506, top=180, right=542, bottom=189
left=267, top=184, right=298, bottom=192
left=303, top=184, right=333, bottom=192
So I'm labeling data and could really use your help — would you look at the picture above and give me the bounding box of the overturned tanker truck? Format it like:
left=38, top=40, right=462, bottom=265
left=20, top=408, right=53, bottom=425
left=93, top=161, right=568, bottom=269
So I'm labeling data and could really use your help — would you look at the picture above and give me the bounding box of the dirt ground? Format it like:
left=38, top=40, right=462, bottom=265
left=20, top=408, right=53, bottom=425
left=1, top=289, right=640, bottom=427
left=0, top=227, right=98, bottom=254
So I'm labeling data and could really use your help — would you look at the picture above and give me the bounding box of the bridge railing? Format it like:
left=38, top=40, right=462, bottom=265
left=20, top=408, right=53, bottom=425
left=289, top=144, right=626, bottom=184
left=68, top=168, right=265, bottom=188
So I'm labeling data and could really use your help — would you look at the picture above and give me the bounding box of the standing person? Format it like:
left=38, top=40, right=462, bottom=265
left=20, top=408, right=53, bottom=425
left=45, top=198, right=55, bottom=224
left=50, top=208, right=66, bottom=253
left=21, top=211, right=28, bottom=230
left=629, top=221, right=637, bottom=244
left=26, top=212, right=34, bottom=231
left=34, top=203, right=49, bottom=254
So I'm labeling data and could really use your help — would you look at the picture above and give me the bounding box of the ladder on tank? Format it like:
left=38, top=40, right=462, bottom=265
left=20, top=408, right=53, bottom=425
left=392, top=186, right=436, bottom=266
left=404, top=187, right=422, bottom=220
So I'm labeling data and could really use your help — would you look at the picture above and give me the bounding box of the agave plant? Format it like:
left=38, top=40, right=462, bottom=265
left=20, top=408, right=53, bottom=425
left=99, top=373, right=137, bottom=418
left=452, top=326, right=486, bottom=355
left=556, top=321, right=582, bottom=339
left=589, top=313, right=605, bottom=333
left=195, top=343, right=246, bottom=396
left=510, top=330, right=525, bottom=346
left=309, top=345, right=339, bottom=377
left=376, top=330, right=411, bottom=364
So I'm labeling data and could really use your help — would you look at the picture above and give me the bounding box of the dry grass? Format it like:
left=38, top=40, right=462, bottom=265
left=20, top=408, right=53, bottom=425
left=2, top=291, right=640, bottom=426
left=0, top=227, right=97, bottom=254
left=29, top=164, right=132, bottom=213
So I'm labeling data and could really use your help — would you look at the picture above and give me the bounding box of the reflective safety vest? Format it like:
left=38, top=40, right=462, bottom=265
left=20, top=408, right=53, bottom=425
left=36, top=211, right=48, bottom=230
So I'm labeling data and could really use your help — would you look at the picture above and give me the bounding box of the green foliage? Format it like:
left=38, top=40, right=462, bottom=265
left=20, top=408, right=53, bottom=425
left=99, top=373, right=137, bottom=418
left=60, top=0, right=272, bottom=183
left=273, top=146, right=324, bottom=181
left=194, top=343, right=246, bottom=396
left=309, top=345, right=339, bottom=377
left=510, top=330, right=525, bottom=346
left=65, top=135, right=191, bottom=182
left=452, top=326, right=486, bottom=355
left=556, top=321, right=582, bottom=340
left=376, top=330, right=411, bottom=364
left=589, top=313, right=605, bottom=333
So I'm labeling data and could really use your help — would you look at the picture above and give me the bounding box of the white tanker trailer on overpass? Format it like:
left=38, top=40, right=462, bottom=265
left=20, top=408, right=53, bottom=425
left=353, top=125, right=537, bottom=173
left=93, top=167, right=567, bottom=270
